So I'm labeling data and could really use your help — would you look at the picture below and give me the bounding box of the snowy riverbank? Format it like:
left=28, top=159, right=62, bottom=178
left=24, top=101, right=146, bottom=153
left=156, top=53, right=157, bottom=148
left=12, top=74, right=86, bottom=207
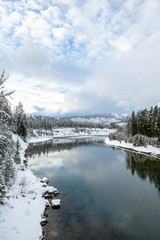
left=1, top=128, right=114, bottom=240
left=0, top=135, right=57, bottom=240
left=28, top=127, right=114, bottom=143
left=105, top=137, right=160, bottom=158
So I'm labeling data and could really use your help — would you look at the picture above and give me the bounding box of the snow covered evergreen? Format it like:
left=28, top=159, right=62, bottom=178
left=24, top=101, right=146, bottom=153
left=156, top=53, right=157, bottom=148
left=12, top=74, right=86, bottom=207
left=0, top=71, right=59, bottom=240
left=0, top=71, right=15, bottom=200
left=13, top=102, right=28, bottom=141
left=128, top=106, right=160, bottom=140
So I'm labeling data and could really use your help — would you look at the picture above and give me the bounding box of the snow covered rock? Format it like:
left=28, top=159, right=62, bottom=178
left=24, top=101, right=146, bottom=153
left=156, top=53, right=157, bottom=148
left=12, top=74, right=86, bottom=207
left=42, top=187, right=59, bottom=199
left=41, top=183, right=47, bottom=187
left=51, top=199, right=61, bottom=209
left=44, top=200, right=50, bottom=207
left=40, top=218, right=48, bottom=226
left=53, top=189, right=59, bottom=197
left=40, top=177, right=49, bottom=184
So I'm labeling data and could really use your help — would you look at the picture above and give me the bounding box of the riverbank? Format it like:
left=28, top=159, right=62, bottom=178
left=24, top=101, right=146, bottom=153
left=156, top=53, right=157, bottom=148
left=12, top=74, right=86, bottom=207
left=0, top=135, right=57, bottom=240
left=28, top=127, right=115, bottom=143
left=105, top=137, right=160, bottom=159
left=0, top=128, right=114, bottom=240
left=1, top=128, right=113, bottom=240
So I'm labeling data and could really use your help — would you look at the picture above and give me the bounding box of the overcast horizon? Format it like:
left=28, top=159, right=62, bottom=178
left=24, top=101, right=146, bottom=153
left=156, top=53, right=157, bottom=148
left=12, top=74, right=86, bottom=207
left=1, top=0, right=160, bottom=117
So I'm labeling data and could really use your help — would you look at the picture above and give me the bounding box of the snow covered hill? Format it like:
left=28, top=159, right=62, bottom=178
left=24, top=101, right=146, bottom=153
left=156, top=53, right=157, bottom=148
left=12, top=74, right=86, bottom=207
left=68, top=113, right=128, bottom=125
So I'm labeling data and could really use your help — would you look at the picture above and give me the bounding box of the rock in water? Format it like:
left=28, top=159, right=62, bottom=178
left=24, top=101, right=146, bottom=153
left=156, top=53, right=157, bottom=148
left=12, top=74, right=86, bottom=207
left=53, top=190, right=59, bottom=197
left=40, top=177, right=49, bottom=184
left=40, top=218, right=48, bottom=226
left=52, top=199, right=61, bottom=209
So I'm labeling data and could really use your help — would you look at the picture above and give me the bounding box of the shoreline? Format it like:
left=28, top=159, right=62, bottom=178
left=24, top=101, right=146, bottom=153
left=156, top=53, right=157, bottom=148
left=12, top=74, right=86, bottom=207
left=105, top=138, right=160, bottom=159
left=2, top=133, right=160, bottom=239
left=1, top=130, right=112, bottom=240
left=28, top=127, right=115, bottom=143
left=0, top=135, right=59, bottom=240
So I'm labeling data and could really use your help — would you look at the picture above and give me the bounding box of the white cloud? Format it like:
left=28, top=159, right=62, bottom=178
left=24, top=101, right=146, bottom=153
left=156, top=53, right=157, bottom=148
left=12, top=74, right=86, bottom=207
left=0, top=0, right=160, bottom=116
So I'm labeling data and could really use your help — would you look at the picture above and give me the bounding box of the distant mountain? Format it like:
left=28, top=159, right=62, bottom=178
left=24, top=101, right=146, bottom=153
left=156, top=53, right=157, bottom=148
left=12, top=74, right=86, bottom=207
left=68, top=113, right=128, bottom=125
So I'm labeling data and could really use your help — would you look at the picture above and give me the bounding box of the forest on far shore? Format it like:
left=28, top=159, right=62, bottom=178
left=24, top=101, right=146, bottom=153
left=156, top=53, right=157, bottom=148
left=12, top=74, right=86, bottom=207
left=109, top=105, right=160, bottom=147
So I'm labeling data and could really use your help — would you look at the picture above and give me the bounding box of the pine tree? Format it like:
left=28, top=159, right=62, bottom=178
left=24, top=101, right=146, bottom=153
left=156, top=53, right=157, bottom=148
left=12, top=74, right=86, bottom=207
left=151, top=105, right=158, bottom=137
left=14, top=102, right=28, bottom=140
left=130, top=111, right=137, bottom=136
left=146, top=107, right=153, bottom=137
left=14, top=140, right=21, bottom=164
left=0, top=71, right=15, bottom=199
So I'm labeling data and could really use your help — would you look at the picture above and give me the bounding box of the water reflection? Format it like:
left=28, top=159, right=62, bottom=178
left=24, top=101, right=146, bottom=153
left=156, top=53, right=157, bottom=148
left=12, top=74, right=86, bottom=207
left=26, top=137, right=105, bottom=158
left=27, top=138, right=160, bottom=240
left=125, top=152, right=160, bottom=193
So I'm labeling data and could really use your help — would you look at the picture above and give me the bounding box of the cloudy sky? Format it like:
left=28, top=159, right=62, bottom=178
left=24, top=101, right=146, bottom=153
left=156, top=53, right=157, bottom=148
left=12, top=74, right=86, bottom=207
left=1, top=0, right=160, bottom=116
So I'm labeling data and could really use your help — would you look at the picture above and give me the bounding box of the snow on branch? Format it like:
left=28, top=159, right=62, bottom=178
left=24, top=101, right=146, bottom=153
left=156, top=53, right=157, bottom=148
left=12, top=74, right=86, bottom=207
left=1, top=90, right=15, bottom=97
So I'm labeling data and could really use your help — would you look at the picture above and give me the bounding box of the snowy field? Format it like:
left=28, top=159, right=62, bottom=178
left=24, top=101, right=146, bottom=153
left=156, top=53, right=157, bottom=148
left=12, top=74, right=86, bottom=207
left=0, top=168, right=53, bottom=240
left=28, top=127, right=114, bottom=143
left=105, top=138, right=160, bottom=158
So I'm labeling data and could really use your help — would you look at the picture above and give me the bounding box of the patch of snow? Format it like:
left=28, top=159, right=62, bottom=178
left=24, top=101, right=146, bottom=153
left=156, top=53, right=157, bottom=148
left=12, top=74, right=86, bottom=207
left=51, top=199, right=61, bottom=208
left=28, top=136, right=53, bottom=143
left=105, top=138, right=160, bottom=158
left=0, top=167, right=55, bottom=240
left=116, top=122, right=127, bottom=127
left=0, top=135, right=58, bottom=240
left=70, top=113, right=128, bottom=125
left=28, top=128, right=115, bottom=143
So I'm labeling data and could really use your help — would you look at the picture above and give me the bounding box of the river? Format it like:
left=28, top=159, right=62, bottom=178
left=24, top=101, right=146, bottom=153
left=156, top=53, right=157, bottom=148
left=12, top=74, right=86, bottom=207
left=26, top=136, right=160, bottom=240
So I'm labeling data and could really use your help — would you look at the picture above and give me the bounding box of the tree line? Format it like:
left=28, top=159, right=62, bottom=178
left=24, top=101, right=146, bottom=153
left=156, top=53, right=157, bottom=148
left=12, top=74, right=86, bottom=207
left=27, top=115, right=106, bottom=132
left=109, top=105, right=160, bottom=147
left=0, top=72, right=25, bottom=199
left=128, top=106, right=160, bottom=140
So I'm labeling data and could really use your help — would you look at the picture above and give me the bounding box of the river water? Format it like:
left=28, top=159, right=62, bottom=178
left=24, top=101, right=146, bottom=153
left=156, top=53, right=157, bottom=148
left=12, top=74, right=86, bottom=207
left=26, top=137, right=160, bottom=240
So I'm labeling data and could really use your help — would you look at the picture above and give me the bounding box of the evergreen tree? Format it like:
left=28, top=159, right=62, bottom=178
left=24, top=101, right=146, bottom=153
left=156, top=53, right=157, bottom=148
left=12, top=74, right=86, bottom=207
left=14, top=102, right=28, bottom=140
left=128, top=105, right=160, bottom=139
left=156, top=107, right=160, bottom=141
left=151, top=105, right=158, bottom=137
left=130, top=111, right=137, bottom=136
left=146, top=107, right=153, bottom=137
left=0, top=71, right=15, bottom=199
left=14, top=140, right=21, bottom=164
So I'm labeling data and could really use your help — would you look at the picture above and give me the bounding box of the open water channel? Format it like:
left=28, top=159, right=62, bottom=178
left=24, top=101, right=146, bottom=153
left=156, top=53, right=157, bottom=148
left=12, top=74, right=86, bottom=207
left=26, top=136, right=160, bottom=240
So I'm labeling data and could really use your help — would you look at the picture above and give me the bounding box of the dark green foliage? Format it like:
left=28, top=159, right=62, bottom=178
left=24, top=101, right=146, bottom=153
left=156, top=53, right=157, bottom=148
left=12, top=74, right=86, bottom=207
left=132, top=134, right=147, bottom=147
left=108, top=132, right=127, bottom=143
left=130, top=111, right=137, bottom=136
left=109, top=105, right=160, bottom=147
left=27, top=115, right=106, bottom=137
left=0, top=71, right=15, bottom=200
left=14, top=102, right=28, bottom=140
left=14, top=140, right=21, bottom=164
left=128, top=105, right=160, bottom=139
left=108, top=131, right=158, bottom=147
left=126, top=152, right=160, bottom=193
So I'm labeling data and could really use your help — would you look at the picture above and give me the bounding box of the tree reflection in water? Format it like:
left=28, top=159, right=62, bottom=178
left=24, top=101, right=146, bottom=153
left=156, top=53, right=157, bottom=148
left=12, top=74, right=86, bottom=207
left=125, top=151, right=160, bottom=193
left=27, top=139, right=160, bottom=240
left=25, top=137, right=105, bottom=159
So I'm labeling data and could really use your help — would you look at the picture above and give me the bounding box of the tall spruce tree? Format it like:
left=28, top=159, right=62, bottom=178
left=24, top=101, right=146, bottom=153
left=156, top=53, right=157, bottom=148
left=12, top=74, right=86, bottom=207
left=14, top=102, right=27, bottom=140
left=151, top=105, right=158, bottom=137
left=128, top=105, right=160, bottom=140
left=14, top=140, right=21, bottom=164
left=130, top=111, right=137, bottom=136
left=0, top=71, right=15, bottom=199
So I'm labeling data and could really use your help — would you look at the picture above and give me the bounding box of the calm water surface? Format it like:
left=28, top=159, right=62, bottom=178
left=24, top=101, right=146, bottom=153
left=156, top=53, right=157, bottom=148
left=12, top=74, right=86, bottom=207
left=27, top=137, right=160, bottom=240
